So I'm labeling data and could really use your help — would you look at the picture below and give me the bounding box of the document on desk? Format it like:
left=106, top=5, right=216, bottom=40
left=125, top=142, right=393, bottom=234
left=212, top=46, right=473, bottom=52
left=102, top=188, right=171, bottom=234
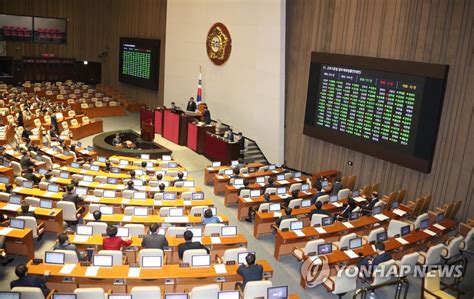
left=84, top=214, right=94, bottom=220
left=294, top=178, right=302, bottom=182
left=315, top=227, right=327, bottom=234
left=217, top=175, right=224, bottom=179
left=85, top=266, right=99, bottom=277
left=392, top=209, right=407, bottom=217
left=279, top=194, right=290, bottom=199
left=0, top=227, right=13, bottom=236
left=277, top=180, right=290, bottom=184
left=242, top=174, right=249, bottom=177
left=396, top=237, right=409, bottom=245
left=342, top=222, right=354, bottom=228
left=373, top=214, right=389, bottom=221
left=332, top=202, right=343, bottom=208
left=214, top=264, right=227, bottom=274
left=293, top=230, right=305, bottom=237
left=344, top=250, right=359, bottom=259
left=73, top=235, right=89, bottom=242
left=128, top=267, right=141, bottom=278
left=154, top=200, right=162, bottom=206
left=353, top=197, right=366, bottom=203
left=423, top=229, right=437, bottom=236
left=211, top=237, right=221, bottom=244
left=59, top=264, right=76, bottom=274
left=433, top=224, right=446, bottom=231
left=44, top=192, right=55, bottom=198
left=273, top=212, right=282, bottom=218
left=122, top=198, right=130, bottom=205
left=164, top=216, right=188, bottom=223
left=243, top=198, right=253, bottom=202
left=122, top=215, right=133, bottom=222
left=1, top=204, right=20, bottom=211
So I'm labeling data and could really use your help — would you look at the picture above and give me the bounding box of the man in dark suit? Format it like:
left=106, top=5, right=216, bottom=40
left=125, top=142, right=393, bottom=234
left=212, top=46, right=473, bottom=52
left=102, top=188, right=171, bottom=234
left=276, top=207, right=295, bottom=227
left=20, top=150, right=35, bottom=170
left=53, top=233, right=84, bottom=261
left=178, top=230, right=209, bottom=260
left=238, top=179, right=251, bottom=197
left=18, top=204, right=35, bottom=217
left=309, top=201, right=331, bottom=219
left=186, top=97, right=197, bottom=112
left=338, top=197, right=357, bottom=220
left=330, top=177, right=343, bottom=196
left=62, top=184, right=83, bottom=208
left=203, top=106, right=211, bottom=124
left=226, top=128, right=234, bottom=142
left=141, top=223, right=169, bottom=250
left=284, top=189, right=300, bottom=207
left=311, top=190, right=327, bottom=205
left=358, top=242, right=392, bottom=279
left=263, top=177, right=276, bottom=190
left=23, top=166, right=41, bottom=185
left=362, top=191, right=379, bottom=213
left=10, top=264, right=50, bottom=296
left=236, top=253, right=263, bottom=288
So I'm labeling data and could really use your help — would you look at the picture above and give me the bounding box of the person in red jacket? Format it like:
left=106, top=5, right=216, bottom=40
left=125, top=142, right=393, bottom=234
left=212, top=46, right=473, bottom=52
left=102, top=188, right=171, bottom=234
left=102, top=225, right=132, bottom=250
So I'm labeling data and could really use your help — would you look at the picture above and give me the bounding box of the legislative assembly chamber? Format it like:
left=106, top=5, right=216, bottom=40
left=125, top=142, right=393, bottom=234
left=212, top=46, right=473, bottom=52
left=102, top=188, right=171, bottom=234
left=0, top=1, right=472, bottom=299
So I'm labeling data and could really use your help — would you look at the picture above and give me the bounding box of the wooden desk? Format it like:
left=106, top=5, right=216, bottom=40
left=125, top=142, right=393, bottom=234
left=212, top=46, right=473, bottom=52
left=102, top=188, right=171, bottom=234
left=203, top=133, right=240, bottom=166
left=213, top=169, right=285, bottom=195
left=311, top=169, right=341, bottom=186
left=83, top=213, right=229, bottom=226
left=224, top=176, right=309, bottom=206
left=13, top=186, right=64, bottom=200
left=26, top=259, right=273, bottom=293
left=187, top=122, right=214, bottom=154
left=70, top=120, right=103, bottom=140
left=81, top=105, right=126, bottom=118
left=273, top=209, right=410, bottom=260
left=108, top=155, right=179, bottom=166
left=83, top=197, right=215, bottom=211
left=0, top=202, right=64, bottom=232
left=203, top=162, right=264, bottom=185
left=92, top=161, right=185, bottom=173
left=5, top=149, right=45, bottom=168
left=0, top=165, right=14, bottom=183
left=0, top=227, right=34, bottom=259
left=39, top=147, right=74, bottom=165
left=69, top=234, right=248, bottom=264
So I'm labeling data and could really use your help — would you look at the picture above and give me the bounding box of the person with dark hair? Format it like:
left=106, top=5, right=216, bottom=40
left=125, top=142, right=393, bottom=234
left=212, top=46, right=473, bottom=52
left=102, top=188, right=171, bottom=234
left=158, top=183, right=166, bottom=192
left=227, top=167, right=240, bottom=186
left=203, top=105, right=211, bottom=125
left=129, top=170, right=136, bottom=179
left=141, top=223, right=168, bottom=250
left=92, top=210, right=102, bottom=221
left=311, top=188, right=327, bottom=205
left=104, top=160, right=112, bottom=172
left=309, top=201, right=331, bottom=219
left=238, top=179, right=251, bottom=197
left=4, top=184, right=13, bottom=194
left=358, top=242, right=392, bottom=279
left=172, top=172, right=185, bottom=186
left=70, top=177, right=79, bottom=187
left=20, top=151, right=35, bottom=170
left=226, top=128, right=234, bottom=142
left=236, top=253, right=263, bottom=288
left=42, top=172, right=53, bottom=183
left=186, top=97, right=197, bottom=112
left=156, top=173, right=163, bottom=181
left=23, top=166, right=41, bottom=185
left=284, top=189, right=300, bottom=207
left=276, top=207, right=295, bottom=227
left=338, top=197, right=357, bottom=219
left=18, top=204, right=35, bottom=217
left=202, top=208, right=220, bottom=225
left=315, top=176, right=323, bottom=191
left=10, top=264, right=50, bottom=296
left=263, top=177, right=276, bottom=190
left=177, top=230, right=209, bottom=259
left=361, top=191, right=379, bottom=212
left=112, top=133, right=122, bottom=146
left=126, top=180, right=136, bottom=191
left=102, top=225, right=132, bottom=250
left=330, top=177, right=343, bottom=196
left=62, top=184, right=83, bottom=208
left=53, top=233, right=83, bottom=261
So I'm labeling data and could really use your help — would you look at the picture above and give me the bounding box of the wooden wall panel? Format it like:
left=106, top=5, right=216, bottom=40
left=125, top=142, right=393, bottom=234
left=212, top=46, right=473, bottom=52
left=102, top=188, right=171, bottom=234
left=0, top=0, right=166, bottom=107
left=285, top=0, right=474, bottom=221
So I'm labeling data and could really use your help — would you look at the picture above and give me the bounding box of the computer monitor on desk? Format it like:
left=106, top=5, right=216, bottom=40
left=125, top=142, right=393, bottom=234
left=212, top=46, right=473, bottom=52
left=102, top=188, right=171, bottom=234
left=45, top=251, right=65, bottom=265
left=141, top=256, right=163, bottom=268
left=217, top=291, right=240, bottom=299
left=9, top=218, right=25, bottom=229
left=169, top=208, right=184, bottom=217
left=40, top=199, right=53, bottom=209
left=191, top=254, right=211, bottom=268
left=268, top=286, right=288, bottom=299
left=93, top=255, right=113, bottom=267
left=317, top=243, right=332, bottom=255
left=52, top=294, right=77, bottom=299
left=164, top=294, right=188, bottom=299
left=349, top=237, right=363, bottom=249
left=76, top=225, right=93, bottom=236
left=99, top=206, right=114, bottom=215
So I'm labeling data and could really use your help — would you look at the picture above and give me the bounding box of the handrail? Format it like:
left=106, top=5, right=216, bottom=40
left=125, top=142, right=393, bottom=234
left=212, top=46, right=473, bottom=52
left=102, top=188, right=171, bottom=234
left=352, top=277, right=409, bottom=299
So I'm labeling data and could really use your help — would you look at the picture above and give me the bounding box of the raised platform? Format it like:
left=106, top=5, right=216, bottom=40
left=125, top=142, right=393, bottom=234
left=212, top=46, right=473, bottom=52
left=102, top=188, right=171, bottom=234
left=92, top=130, right=171, bottom=159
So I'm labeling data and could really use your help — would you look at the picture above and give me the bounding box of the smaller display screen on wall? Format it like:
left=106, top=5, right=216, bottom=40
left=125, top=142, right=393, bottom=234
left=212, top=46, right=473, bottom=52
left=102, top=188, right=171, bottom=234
left=0, top=14, right=66, bottom=44
left=119, top=37, right=160, bottom=90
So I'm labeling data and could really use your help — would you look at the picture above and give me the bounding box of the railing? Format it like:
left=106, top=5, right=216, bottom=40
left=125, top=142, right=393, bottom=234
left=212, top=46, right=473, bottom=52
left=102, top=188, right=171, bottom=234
left=352, top=277, right=409, bottom=299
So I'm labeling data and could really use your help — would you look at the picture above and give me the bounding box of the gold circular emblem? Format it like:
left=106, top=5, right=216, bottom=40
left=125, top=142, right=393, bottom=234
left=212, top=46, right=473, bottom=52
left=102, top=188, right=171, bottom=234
left=206, top=22, right=232, bottom=65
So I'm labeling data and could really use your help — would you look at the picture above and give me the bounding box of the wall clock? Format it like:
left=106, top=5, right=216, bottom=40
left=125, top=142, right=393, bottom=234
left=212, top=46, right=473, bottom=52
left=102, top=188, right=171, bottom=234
left=206, top=22, right=231, bottom=65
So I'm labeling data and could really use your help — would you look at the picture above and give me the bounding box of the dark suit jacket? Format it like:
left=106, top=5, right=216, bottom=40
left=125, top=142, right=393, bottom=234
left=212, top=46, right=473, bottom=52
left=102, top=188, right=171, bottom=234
left=203, top=110, right=211, bottom=124
left=24, top=173, right=40, bottom=185
left=237, top=264, right=263, bottom=287
left=276, top=215, right=295, bottom=227
left=341, top=204, right=356, bottom=219
left=311, top=191, right=327, bottom=204
left=309, top=208, right=331, bottom=219
left=53, top=243, right=82, bottom=261
left=186, top=101, right=196, bottom=112
left=11, top=275, right=49, bottom=296
left=330, top=182, right=342, bottom=196
left=62, top=192, right=82, bottom=208
left=178, top=241, right=209, bottom=259
left=20, top=156, right=35, bottom=170
left=141, top=233, right=169, bottom=250
left=18, top=211, right=35, bottom=218
left=315, top=179, right=322, bottom=191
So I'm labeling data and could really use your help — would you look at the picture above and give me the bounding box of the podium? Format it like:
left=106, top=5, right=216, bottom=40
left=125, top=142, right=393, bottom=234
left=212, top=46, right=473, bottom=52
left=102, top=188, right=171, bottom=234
left=162, top=109, right=198, bottom=145
left=141, top=121, right=155, bottom=142
left=203, top=132, right=240, bottom=164
left=154, top=108, right=164, bottom=134
left=187, top=122, right=215, bottom=154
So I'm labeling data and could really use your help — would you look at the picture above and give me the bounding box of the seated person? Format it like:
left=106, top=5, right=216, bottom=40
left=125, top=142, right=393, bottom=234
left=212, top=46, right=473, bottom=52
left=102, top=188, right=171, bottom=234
left=337, top=197, right=357, bottom=220
left=158, top=183, right=166, bottom=192
left=228, top=167, right=240, bottom=184
left=92, top=210, right=102, bottom=222
left=309, top=201, right=331, bottom=219
left=41, top=172, right=53, bottom=183
left=263, top=177, right=276, bottom=190
left=311, top=189, right=327, bottom=205
left=62, top=184, right=83, bottom=208
left=10, top=264, right=50, bottom=297
left=238, top=179, right=251, bottom=196
left=70, top=178, right=79, bottom=187
left=276, top=207, right=295, bottom=227
left=53, top=232, right=84, bottom=261
left=141, top=223, right=169, bottom=250
left=178, top=230, right=209, bottom=260
left=284, top=189, right=300, bottom=207
left=358, top=242, right=392, bottom=280
left=102, top=225, right=132, bottom=250
left=126, top=180, right=136, bottom=191
left=236, top=253, right=263, bottom=288
left=104, top=160, right=112, bottom=172
left=129, top=170, right=137, bottom=180
left=245, top=193, right=271, bottom=223
left=4, top=184, right=14, bottom=194
left=18, top=204, right=35, bottom=217
left=226, top=128, right=234, bottom=142
left=330, top=177, right=343, bottom=196
left=23, top=166, right=41, bottom=185
left=20, top=150, right=35, bottom=170
left=172, top=172, right=185, bottom=186
left=314, top=176, right=323, bottom=191
left=201, top=208, right=220, bottom=225
left=156, top=173, right=163, bottom=181
left=112, top=133, right=122, bottom=146
left=361, top=191, right=379, bottom=212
